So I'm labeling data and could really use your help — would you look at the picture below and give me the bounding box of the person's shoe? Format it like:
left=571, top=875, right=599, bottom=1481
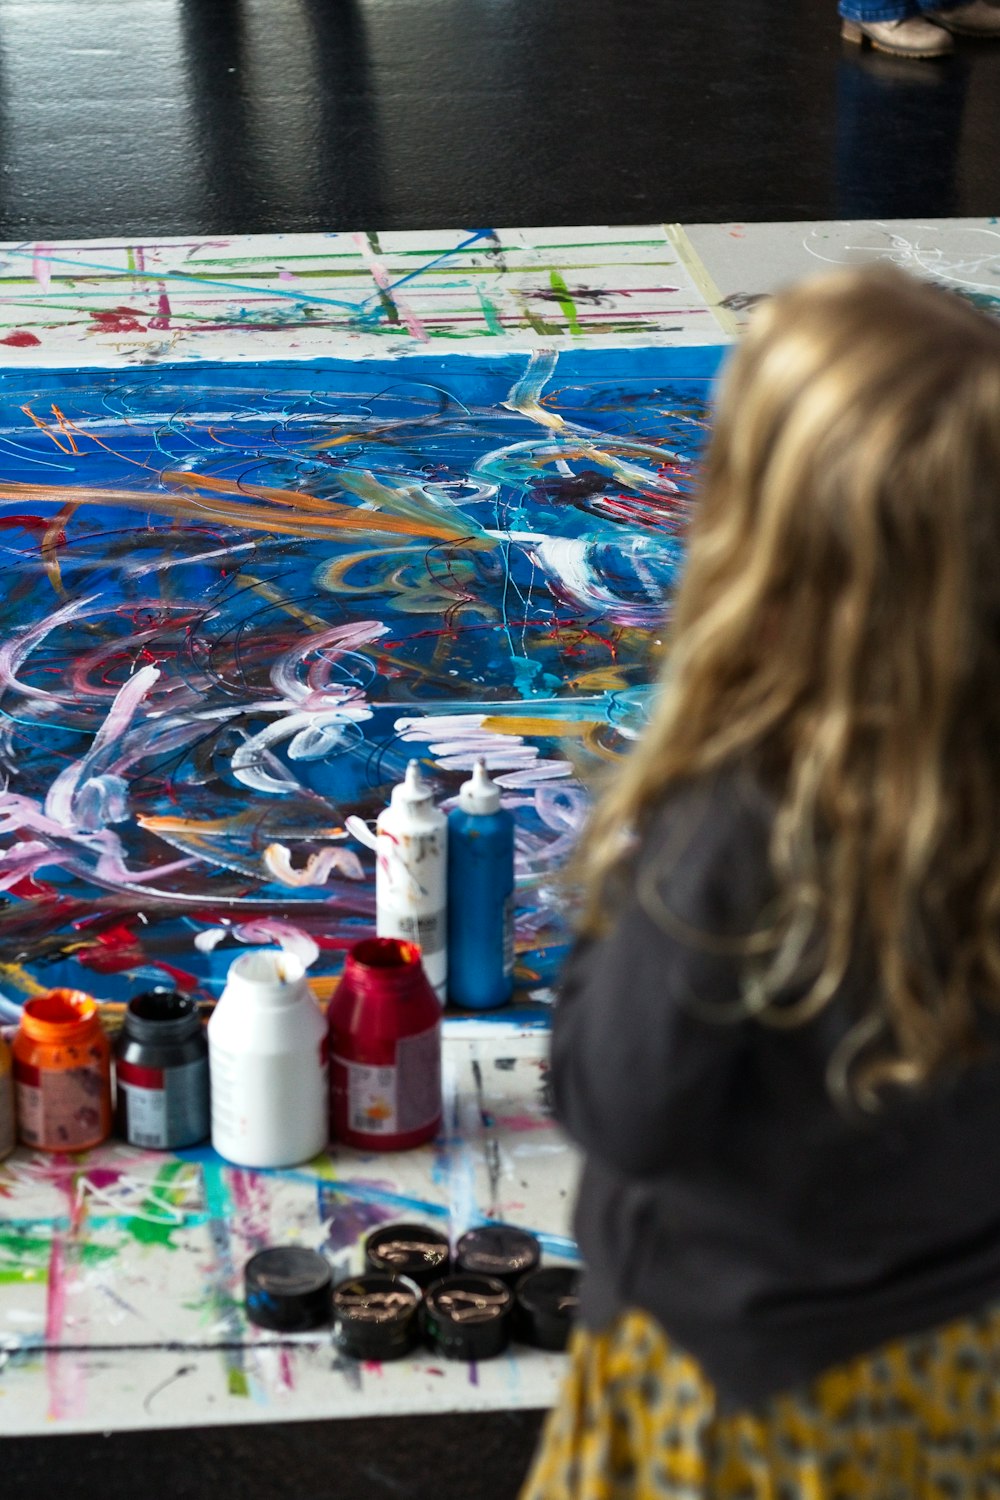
left=841, top=15, right=954, bottom=53
left=927, top=0, right=1000, bottom=33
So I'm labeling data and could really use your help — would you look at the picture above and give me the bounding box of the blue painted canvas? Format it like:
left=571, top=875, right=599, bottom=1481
left=0, top=344, right=726, bottom=1004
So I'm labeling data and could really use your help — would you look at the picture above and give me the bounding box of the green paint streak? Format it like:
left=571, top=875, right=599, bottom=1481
left=548, top=270, right=584, bottom=335
left=124, top=1160, right=195, bottom=1249
left=526, top=311, right=561, bottom=336
left=0, top=1228, right=117, bottom=1282
left=477, top=289, right=503, bottom=335
left=125, top=245, right=137, bottom=273
left=228, top=1367, right=250, bottom=1398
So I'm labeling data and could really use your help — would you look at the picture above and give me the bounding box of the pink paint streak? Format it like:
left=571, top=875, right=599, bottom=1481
left=353, top=233, right=430, bottom=344
left=32, top=244, right=52, bottom=293
left=44, top=1163, right=88, bottom=1421
left=148, top=284, right=172, bottom=331
left=278, top=1348, right=296, bottom=1391
left=495, top=1113, right=552, bottom=1132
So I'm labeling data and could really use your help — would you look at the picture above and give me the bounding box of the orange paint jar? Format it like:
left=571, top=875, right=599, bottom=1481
left=13, top=990, right=112, bottom=1152
left=0, top=1031, right=14, bottom=1160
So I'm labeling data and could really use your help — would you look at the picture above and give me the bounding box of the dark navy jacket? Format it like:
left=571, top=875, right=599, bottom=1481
left=552, top=771, right=1000, bottom=1408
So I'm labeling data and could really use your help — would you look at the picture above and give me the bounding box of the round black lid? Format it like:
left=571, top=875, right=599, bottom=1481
left=455, top=1226, right=541, bottom=1285
left=364, top=1222, right=451, bottom=1288
left=332, top=1273, right=422, bottom=1360
left=515, top=1266, right=581, bottom=1351
left=422, top=1274, right=513, bottom=1361
left=244, top=1247, right=332, bottom=1333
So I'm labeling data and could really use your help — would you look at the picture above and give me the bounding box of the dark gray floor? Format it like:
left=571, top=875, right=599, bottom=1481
left=5, top=1408, right=547, bottom=1499
left=0, top=0, right=993, bottom=237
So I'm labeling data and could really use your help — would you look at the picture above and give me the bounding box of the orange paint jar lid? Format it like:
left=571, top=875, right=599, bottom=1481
left=19, top=989, right=102, bottom=1045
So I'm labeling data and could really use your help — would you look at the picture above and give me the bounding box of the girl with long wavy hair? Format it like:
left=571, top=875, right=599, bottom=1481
left=521, top=265, right=1000, bottom=1499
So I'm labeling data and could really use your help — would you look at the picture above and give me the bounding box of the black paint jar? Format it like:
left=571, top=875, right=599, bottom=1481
left=115, top=988, right=210, bottom=1150
left=364, top=1222, right=451, bottom=1288
left=454, top=1225, right=541, bottom=1287
left=245, top=1246, right=333, bottom=1332
left=333, top=1273, right=422, bottom=1360
left=515, top=1266, right=581, bottom=1351
left=422, top=1273, right=513, bottom=1361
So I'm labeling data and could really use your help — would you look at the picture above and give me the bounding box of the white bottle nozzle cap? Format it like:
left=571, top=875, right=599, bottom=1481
left=391, top=758, right=433, bottom=810
left=459, top=758, right=501, bottom=814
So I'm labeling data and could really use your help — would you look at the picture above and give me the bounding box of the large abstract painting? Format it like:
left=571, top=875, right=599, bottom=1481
left=0, top=341, right=724, bottom=1006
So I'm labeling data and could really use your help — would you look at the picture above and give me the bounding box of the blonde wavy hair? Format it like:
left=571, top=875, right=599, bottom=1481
left=578, top=264, right=1000, bottom=1096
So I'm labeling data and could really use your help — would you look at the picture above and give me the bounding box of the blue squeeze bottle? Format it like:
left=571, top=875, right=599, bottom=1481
left=447, top=760, right=515, bottom=1009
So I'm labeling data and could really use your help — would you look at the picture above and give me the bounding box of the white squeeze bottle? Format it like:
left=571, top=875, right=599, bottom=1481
left=376, top=760, right=448, bottom=1002
left=208, top=949, right=328, bottom=1168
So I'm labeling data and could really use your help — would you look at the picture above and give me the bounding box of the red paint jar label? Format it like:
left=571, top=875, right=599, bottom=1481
left=336, top=1024, right=440, bottom=1137
left=14, top=1059, right=108, bottom=1150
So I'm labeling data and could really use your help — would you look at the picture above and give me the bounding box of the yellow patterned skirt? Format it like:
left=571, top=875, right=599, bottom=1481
left=519, top=1304, right=1000, bottom=1499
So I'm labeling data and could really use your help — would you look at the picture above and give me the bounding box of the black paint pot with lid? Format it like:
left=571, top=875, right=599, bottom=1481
left=333, top=1273, right=422, bottom=1360
left=364, top=1221, right=451, bottom=1288
left=454, top=1225, right=541, bottom=1287
left=115, top=987, right=210, bottom=1151
left=515, top=1266, right=581, bottom=1351
left=422, top=1273, right=514, bottom=1361
left=244, top=1246, right=333, bottom=1332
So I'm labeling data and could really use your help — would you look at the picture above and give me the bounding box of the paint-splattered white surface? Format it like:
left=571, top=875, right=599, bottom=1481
left=684, top=217, right=1000, bottom=325
left=0, top=1031, right=578, bottom=1434
left=0, top=219, right=996, bottom=368
left=0, top=227, right=727, bottom=364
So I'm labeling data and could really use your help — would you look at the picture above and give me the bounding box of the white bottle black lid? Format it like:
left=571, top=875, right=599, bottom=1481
left=333, top=1273, right=422, bottom=1360
left=422, top=1273, right=514, bottom=1361
left=515, top=1266, right=581, bottom=1351
left=244, top=1246, right=332, bottom=1332
left=364, top=1222, right=451, bottom=1288
left=455, top=1225, right=541, bottom=1286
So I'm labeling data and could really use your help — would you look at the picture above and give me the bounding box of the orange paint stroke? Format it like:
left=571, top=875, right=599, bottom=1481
left=479, top=716, right=600, bottom=737
left=0, top=476, right=485, bottom=544
left=138, top=812, right=346, bottom=837
left=19, top=403, right=77, bottom=456
left=161, top=469, right=485, bottom=543
left=40, top=500, right=78, bottom=597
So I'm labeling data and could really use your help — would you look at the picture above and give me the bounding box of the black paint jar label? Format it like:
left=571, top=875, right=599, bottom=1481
left=117, top=1055, right=209, bottom=1150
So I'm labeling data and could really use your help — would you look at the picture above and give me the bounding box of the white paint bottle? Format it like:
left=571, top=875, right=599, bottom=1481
left=208, top=949, right=328, bottom=1168
left=375, top=760, right=448, bottom=1002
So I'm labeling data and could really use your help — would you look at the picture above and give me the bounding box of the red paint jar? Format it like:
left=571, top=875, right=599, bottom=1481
left=329, top=938, right=442, bottom=1151
left=13, top=989, right=112, bottom=1152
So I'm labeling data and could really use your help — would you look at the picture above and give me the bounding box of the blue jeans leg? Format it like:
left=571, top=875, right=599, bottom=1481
left=839, top=0, right=961, bottom=19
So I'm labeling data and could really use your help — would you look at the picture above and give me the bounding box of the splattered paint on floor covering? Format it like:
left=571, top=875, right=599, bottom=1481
left=0, top=1036, right=580, bottom=1433
left=0, top=225, right=727, bottom=1434
left=6, top=215, right=992, bottom=1434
